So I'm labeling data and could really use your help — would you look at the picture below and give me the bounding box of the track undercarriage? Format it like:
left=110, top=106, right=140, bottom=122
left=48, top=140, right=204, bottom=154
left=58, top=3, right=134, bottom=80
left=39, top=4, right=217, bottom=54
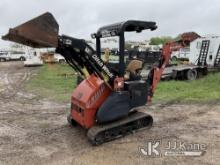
left=68, top=111, right=153, bottom=145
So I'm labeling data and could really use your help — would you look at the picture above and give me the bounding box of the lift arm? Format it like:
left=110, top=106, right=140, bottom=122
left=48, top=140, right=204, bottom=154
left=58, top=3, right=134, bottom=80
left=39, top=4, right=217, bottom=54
left=1, top=12, right=115, bottom=88
left=56, top=35, right=115, bottom=86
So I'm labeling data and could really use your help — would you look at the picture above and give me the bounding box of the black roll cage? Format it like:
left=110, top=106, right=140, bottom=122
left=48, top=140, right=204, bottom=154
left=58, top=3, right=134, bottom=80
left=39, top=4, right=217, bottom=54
left=91, top=20, right=157, bottom=76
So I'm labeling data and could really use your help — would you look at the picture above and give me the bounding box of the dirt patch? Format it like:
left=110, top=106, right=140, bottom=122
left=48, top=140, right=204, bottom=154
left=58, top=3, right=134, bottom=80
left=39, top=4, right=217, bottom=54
left=0, top=62, right=219, bottom=165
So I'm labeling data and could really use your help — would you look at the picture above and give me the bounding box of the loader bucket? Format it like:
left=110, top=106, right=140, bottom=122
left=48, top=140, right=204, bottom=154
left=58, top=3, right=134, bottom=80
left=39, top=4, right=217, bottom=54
left=2, top=12, right=59, bottom=48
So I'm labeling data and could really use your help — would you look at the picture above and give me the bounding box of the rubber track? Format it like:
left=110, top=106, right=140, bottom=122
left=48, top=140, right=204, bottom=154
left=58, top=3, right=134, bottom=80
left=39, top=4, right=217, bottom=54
left=87, top=111, right=153, bottom=145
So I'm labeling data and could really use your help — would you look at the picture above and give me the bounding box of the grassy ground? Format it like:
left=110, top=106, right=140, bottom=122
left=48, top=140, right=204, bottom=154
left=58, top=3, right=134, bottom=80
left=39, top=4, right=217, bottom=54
left=154, top=72, right=220, bottom=103
left=26, top=64, right=220, bottom=103
left=26, top=64, right=76, bottom=102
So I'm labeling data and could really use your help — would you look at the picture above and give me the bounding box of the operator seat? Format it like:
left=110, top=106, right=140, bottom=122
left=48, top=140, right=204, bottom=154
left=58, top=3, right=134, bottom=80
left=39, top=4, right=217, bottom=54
left=124, top=59, right=143, bottom=81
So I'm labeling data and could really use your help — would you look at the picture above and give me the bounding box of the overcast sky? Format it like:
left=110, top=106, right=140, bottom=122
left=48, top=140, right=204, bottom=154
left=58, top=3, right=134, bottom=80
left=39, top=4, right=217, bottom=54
left=0, top=0, right=219, bottom=47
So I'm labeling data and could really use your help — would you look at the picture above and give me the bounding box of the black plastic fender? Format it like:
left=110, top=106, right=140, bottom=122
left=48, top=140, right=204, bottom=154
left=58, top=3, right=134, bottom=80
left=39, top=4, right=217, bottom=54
left=96, top=91, right=130, bottom=124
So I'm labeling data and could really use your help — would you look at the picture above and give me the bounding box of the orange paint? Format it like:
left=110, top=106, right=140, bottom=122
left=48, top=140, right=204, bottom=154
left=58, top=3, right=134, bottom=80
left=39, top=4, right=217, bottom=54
left=70, top=74, right=111, bottom=129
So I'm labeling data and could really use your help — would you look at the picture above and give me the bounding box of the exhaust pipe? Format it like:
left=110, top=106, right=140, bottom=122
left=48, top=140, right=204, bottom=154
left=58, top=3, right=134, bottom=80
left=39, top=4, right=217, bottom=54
left=2, top=12, right=59, bottom=48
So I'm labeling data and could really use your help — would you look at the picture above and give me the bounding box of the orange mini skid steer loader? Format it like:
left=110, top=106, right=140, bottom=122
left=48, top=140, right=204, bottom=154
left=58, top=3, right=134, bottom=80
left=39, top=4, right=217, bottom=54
left=2, top=12, right=171, bottom=145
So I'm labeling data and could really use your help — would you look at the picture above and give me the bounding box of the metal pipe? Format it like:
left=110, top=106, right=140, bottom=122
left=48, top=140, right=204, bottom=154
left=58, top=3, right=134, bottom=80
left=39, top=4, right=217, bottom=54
left=119, top=33, right=125, bottom=76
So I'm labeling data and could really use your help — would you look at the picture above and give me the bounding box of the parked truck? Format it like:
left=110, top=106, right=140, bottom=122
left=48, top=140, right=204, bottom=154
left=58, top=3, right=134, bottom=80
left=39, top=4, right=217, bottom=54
left=0, top=49, right=27, bottom=62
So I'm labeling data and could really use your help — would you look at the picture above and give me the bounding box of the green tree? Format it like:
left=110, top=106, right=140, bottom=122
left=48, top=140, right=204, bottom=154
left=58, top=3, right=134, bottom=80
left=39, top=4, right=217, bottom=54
left=149, top=36, right=173, bottom=45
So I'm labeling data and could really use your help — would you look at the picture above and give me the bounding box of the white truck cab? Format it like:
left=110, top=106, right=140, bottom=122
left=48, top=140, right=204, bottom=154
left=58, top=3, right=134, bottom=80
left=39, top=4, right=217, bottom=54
left=171, top=47, right=190, bottom=61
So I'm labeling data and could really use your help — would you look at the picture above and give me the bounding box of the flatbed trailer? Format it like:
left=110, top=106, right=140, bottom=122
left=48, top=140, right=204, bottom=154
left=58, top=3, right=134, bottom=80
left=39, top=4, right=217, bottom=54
left=162, top=64, right=207, bottom=80
left=141, top=64, right=207, bottom=81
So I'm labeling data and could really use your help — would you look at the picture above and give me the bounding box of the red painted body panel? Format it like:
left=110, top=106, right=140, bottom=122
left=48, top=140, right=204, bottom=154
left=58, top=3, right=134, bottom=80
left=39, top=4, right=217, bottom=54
left=71, top=74, right=111, bottom=129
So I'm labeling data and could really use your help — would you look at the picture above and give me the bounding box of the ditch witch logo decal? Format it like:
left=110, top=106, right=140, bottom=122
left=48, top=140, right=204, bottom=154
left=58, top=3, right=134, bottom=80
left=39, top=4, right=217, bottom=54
left=139, top=137, right=207, bottom=157
left=86, top=84, right=106, bottom=107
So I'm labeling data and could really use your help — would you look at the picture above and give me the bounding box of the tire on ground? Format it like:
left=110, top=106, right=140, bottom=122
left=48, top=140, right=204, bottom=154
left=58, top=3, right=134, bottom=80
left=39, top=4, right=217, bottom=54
left=0, top=58, right=6, bottom=62
left=185, top=69, right=197, bottom=80
left=171, top=56, right=178, bottom=62
left=59, top=59, right=65, bottom=64
left=20, top=56, right=26, bottom=61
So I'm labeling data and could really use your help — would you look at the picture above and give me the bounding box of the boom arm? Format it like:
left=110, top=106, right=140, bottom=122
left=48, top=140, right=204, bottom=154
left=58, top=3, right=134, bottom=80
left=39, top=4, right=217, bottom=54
left=56, top=35, right=115, bottom=87
left=147, top=43, right=171, bottom=101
